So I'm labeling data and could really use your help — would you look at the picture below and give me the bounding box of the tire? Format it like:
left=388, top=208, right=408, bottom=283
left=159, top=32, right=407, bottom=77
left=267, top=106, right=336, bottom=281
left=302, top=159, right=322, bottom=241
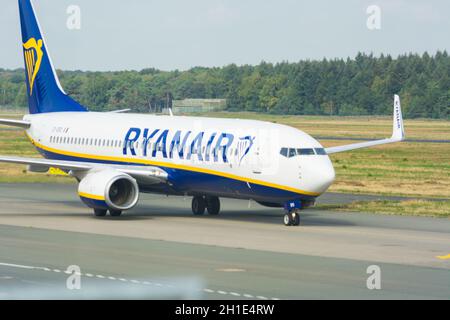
left=283, top=213, right=292, bottom=226
left=109, top=210, right=122, bottom=217
left=94, top=209, right=107, bottom=217
left=206, top=196, right=220, bottom=215
left=192, top=196, right=206, bottom=215
left=293, top=212, right=301, bottom=226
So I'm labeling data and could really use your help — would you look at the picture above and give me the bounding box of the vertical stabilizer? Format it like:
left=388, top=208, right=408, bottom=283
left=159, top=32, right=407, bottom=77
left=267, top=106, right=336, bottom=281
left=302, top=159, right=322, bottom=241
left=19, top=0, right=87, bottom=114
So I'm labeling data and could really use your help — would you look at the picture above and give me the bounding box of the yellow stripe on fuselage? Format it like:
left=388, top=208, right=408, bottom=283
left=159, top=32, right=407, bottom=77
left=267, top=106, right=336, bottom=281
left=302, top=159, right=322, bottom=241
left=78, top=192, right=105, bottom=201
left=26, top=132, right=320, bottom=197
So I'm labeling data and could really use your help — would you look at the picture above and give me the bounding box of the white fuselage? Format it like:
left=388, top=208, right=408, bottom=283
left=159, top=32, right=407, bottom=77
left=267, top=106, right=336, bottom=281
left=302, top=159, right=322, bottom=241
left=23, top=112, right=335, bottom=203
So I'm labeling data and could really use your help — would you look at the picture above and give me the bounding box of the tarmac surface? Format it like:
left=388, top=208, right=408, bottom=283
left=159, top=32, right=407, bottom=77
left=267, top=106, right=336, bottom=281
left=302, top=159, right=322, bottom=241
left=0, top=183, right=449, bottom=299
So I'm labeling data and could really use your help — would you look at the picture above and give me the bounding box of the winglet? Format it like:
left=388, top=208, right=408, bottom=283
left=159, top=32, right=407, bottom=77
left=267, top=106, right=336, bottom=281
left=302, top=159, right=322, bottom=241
left=392, top=95, right=405, bottom=141
left=325, top=95, right=406, bottom=154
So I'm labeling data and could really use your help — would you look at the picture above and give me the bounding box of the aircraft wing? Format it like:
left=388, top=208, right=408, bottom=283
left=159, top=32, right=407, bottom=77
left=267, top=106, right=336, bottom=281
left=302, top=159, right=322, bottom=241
left=107, top=109, right=131, bottom=113
left=325, top=95, right=405, bottom=154
left=0, top=156, right=168, bottom=183
left=0, top=119, right=31, bottom=129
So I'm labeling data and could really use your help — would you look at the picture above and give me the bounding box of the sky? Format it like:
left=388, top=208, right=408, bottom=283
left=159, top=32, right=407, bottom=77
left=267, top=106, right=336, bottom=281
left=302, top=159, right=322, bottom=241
left=0, top=0, right=449, bottom=71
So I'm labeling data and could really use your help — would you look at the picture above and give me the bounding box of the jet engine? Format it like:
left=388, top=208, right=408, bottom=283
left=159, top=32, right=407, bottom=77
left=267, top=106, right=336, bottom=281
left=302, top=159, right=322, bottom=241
left=78, top=169, right=139, bottom=211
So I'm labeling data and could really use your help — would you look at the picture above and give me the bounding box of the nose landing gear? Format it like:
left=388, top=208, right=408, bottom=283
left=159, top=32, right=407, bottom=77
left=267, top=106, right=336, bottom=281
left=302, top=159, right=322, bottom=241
left=283, top=200, right=302, bottom=226
left=284, top=210, right=301, bottom=226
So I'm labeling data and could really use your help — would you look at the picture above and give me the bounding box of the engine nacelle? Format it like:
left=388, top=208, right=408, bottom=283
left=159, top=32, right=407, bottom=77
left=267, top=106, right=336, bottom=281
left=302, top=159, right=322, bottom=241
left=78, top=169, right=139, bottom=211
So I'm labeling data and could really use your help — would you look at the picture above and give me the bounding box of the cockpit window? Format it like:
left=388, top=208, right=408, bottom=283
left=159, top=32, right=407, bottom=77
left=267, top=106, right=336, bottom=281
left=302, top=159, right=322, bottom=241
left=280, top=147, right=327, bottom=158
left=288, top=148, right=297, bottom=158
left=315, top=148, right=327, bottom=155
left=297, top=148, right=315, bottom=156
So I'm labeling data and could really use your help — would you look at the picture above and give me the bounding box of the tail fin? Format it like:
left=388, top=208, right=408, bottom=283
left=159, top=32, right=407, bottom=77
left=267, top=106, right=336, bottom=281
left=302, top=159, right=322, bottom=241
left=19, top=0, right=87, bottom=114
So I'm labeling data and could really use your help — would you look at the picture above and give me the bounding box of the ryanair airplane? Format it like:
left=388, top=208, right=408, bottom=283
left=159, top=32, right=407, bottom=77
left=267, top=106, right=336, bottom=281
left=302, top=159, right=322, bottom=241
left=0, top=0, right=405, bottom=226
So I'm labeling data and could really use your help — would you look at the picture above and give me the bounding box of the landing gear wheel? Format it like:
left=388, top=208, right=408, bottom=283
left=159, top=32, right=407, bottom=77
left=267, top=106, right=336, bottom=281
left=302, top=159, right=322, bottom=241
left=192, top=196, right=206, bottom=215
left=94, top=209, right=107, bottom=217
left=283, top=213, right=292, bottom=226
left=284, top=211, right=300, bottom=226
left=293, top=211, right=301, bottom=226
left=206, top=196, right=220, bottom=215
left=109, top=210, right=122, bottom=217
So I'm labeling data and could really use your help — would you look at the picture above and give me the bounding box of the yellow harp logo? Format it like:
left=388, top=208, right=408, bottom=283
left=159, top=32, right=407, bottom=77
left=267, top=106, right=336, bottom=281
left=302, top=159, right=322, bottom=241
left=23, top=38, right=44, bottom=96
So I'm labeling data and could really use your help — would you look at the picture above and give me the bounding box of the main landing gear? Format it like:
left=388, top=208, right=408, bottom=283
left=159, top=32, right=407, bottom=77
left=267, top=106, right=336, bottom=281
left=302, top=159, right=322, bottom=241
left=93, top=209, right=122, bottom=217
left=192, top=196, right=221, bottom=216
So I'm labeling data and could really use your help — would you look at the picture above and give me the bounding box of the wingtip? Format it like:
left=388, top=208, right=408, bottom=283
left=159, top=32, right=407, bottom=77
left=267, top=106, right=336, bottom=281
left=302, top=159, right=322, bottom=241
left=392, top=95, right=405, bottom=141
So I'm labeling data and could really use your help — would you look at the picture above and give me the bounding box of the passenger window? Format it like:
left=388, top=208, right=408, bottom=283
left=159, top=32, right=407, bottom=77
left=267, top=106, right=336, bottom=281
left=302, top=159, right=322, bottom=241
left=280, top=148, right=288, bottom=157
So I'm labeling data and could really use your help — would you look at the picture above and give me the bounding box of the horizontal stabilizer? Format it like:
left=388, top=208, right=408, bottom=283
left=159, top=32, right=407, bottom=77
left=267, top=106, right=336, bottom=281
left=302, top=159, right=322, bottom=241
left=108, top=109, right=131, bottom=113
left=0, top=119, right=31, bottom=129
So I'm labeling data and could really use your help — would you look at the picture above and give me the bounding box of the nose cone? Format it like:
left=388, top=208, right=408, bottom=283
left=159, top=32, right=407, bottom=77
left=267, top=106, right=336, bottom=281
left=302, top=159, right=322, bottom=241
left=312, top=157, right=335, bottom=194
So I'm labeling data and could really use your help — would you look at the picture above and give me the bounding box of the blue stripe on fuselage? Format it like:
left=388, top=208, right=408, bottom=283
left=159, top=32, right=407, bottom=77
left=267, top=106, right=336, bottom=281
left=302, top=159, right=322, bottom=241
left=36, top=146, right=314, bottom=204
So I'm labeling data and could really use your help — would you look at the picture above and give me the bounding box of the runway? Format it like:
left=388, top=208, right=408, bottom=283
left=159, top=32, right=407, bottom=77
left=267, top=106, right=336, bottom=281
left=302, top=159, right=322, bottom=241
left=0, top=183, right=449, bottom=299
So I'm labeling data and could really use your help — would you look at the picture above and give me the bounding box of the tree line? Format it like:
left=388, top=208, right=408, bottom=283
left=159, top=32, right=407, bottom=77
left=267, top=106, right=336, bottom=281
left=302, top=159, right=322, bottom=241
left=0, top=51, right=448, bottom=118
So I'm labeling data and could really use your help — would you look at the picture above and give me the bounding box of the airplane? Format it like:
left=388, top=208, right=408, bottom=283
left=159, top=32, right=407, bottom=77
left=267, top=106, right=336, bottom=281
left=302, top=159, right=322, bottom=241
left=0, top=0, right=405, bottom=226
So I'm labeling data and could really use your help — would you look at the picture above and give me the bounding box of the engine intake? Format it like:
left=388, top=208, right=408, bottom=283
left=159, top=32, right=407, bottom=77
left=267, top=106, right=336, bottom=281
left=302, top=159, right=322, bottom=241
left=106, top=176, right=139, bottom=210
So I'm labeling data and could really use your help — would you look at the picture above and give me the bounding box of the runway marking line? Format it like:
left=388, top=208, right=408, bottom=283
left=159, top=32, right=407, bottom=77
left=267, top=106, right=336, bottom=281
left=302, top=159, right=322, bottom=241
left=436, top=254, right=450, bottom=260
left=0, top=261, right=280, bottom=300
left=216, top=268, right=246, bottom=273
